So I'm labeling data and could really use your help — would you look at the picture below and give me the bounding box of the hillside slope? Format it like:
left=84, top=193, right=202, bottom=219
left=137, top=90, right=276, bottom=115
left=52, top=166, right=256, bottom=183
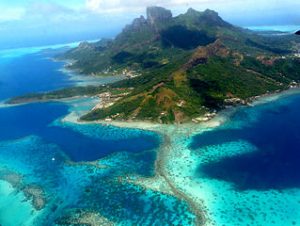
left=10, top=7, right=300, bottom=123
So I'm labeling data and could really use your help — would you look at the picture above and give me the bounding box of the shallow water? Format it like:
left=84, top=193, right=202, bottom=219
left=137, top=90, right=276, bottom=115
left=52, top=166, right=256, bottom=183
left=0, top=44, right=196, bottom=225
left=246, top=25, right=300, bottom=33
left=3, top=41, right=300, bottom=226
left=0, top=181, right=37, bottom=226
left=185, top=92, right=300, bottom=225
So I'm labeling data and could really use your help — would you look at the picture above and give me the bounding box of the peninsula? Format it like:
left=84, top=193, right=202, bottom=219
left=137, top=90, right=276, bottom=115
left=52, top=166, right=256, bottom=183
left=8, top=6, right=300, bottom=123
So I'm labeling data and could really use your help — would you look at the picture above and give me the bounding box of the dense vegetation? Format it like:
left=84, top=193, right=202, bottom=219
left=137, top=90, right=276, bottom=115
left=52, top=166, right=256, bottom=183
left=160, top=25, right=216, bottom=49
left=8, top=7, right=300, bottom=123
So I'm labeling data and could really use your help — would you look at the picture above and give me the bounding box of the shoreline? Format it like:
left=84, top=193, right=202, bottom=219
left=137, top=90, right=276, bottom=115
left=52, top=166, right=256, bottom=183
left=249, top=86, right=300, bottom=106
left=63, top=85, right=300, bottom=134
left=54, top=57, right=127, bottom=87
left=63, top=85, right=300, bottom=226
left=60, top=94, right=236, bottom=226
left=3, top=50, right=300, bottom=225
left=1, top=84, right=299, bottom=226
left=4, top=70, right=300, bottom=225
left=6, top=82, right=300, bottom=127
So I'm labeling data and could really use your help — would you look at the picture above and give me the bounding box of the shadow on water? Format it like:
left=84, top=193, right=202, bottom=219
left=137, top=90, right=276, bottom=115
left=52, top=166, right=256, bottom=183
left=190, top=96, right=300, bottom=191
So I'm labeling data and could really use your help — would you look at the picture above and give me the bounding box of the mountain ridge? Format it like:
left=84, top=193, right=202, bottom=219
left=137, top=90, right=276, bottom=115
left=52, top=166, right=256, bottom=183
left=8, top=6, right=300, bottom=124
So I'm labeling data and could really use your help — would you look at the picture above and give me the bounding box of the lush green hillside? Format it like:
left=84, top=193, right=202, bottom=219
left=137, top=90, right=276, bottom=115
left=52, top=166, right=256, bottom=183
left=9, top=7, right=300, bottom=123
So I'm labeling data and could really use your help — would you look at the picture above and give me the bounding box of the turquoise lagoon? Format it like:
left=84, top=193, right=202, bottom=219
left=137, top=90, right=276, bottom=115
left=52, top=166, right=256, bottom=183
left=157, top=90, right=300, bottom=226
left=246, top=25, right=300, bottom=33
left=2, top=43, right=300, bottom=226
left=0, top=45, right=196, bottom=225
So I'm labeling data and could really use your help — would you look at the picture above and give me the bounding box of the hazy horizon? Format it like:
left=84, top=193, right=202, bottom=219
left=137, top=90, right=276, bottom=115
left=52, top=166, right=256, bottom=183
left=1, top=0, right=300, bottom=49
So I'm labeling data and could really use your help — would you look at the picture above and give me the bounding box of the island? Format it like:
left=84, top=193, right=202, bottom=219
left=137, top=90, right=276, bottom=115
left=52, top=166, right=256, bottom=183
left=8, top=6, right=300, bottom=124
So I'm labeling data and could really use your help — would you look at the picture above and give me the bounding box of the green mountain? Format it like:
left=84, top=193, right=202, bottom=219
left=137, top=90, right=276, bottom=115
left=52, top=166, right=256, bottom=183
left=62, top=7, right=295, bottom=75
left=9, top=7, right=300, bottom=123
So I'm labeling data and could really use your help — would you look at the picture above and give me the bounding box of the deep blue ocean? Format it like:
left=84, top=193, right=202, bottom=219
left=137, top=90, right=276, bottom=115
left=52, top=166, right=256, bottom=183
left=1, top=43, right=300, bottom=225
left=0, top=46, right=198, bottom=225
left=0, top=49, right=74, bottom=100
left=191, top=93, right=300, bottom=191
left=0, top=49, right=160, bottom=162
